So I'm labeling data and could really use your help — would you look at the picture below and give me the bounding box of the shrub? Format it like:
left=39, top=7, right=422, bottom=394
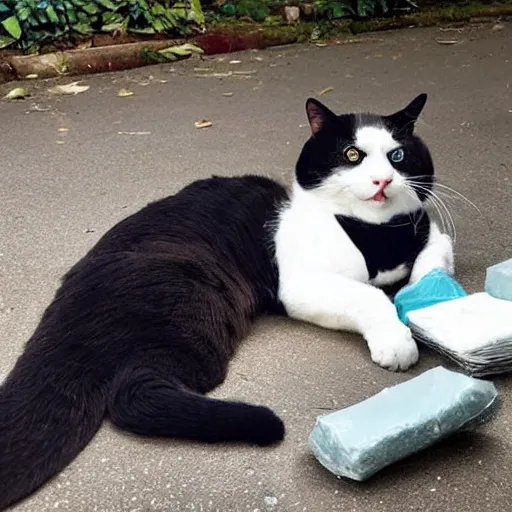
left=0, top=0, right=204, bottom=50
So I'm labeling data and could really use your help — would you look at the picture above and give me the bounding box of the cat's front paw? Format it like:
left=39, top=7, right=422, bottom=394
left=365, top=324, right=419, bottom=372
left=410, top=233, right=454, bottom=283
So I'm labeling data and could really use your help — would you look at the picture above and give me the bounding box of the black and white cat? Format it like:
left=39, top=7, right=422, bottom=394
left=0, top=94, right=453, bottom=509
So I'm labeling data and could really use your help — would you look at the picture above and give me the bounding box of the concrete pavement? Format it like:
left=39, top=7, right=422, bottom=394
left=1, top=21, right=511, bottom=512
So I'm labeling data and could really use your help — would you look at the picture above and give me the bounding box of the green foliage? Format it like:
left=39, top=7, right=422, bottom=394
left=215, top=0, right=404, bottom=22
left=314, top=0, right=398, bottom=19
left=0, top=0, right=205, bottom=50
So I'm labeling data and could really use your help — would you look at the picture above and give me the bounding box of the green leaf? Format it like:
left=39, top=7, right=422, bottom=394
left=81, top=3, right=99, bottom=15
left=158, top=43, right=204, bottom=60
left=54, top=0, right=67, bottom=12
left=101, top=22, right=123, bottom=32
left=151, top=4, right=165, bottom=15
left=66, top=8, right=77, bottom=23
left=0, top=34, right=14, bottom=48
left=177, top=43, right=204, bottom=54
left=71, top=21, right=93, bottom=34
left=96, top=0, right=118, bottom=10
left=140, top=46, right=170, bottom=63
left=36, top=11, right=49, bottom=24
left=129, top=26, right=156, bottom=34
left=17, top=7, right=31, bottom=21
left=190, top=0, right=204, bottom=24
left=4, top=87, right=30, bottom=100
left=1, top=16, right=22, bottom=39
left=151, top=18, right=165, bottom=32
left=142, top=10, right=153, bottom=23
left=46, top=5, right=60, bottom=24
left=164, top=10, right=177, bottom=24
left=0, top=2, right=10, bottom=14
left=357, top=0, right=374, bottom=17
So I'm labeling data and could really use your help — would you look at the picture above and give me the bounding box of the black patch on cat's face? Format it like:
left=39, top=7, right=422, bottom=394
left=296, top=95, right=435, bottom=201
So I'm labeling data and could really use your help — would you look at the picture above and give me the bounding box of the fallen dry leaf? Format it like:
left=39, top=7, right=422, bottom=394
left=58, top=128, right=69, bottom=133
left=4, top=87, right=30, bottom=100
left=55, top=141, right=65, bottom=145
left=25, top=74, right=38, bottom=79
left=222, top=92, right=234, bottom=97
left=314, top=42, right=328, bottom=47
left=229, top=60, right=242, bottom=64
left=77, top=40, right=93, bottom=50
left=118, top=131, right=151, bottom=135
left=194, top=71, right=233, bottom=78
left=318, top=86, right=334, bottom=96
left=118, top=88, right=134, bottom=97
left=492, top=23, right=505, bottom=31
left=436, top=39, right=459, bottom=45
left=194, top=120, right=213, bottom=129
left=48, top=82, right=89, bottom=95
left=25, top=103, right=51, bottom=113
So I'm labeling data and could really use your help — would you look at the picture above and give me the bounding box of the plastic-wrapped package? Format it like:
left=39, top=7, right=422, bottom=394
left=485, top=258, right=512, bottom=301
left=309, top=367, right=499, bottom=481
left=394, top=268, right=467, bottom=324
left=408, top=292, right=512, bottom=376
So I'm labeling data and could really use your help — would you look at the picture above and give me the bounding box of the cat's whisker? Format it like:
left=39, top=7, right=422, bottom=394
left=404, top=184, right=445, bottom=235
left=428, top=197, right=450, bottom=237
left=407, top=182, right=454, bottom=240
left=428, top=190, right=457, bottom=243
left=406, top=178, right=481, bottom=215
left=433, top=183, right=481, bottom=214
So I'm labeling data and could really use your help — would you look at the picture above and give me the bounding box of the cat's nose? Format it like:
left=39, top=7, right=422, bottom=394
left=372, top=178, right=393, bottom=191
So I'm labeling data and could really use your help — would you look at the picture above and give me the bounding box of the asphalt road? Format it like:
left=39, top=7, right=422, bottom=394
left=0, top=21, right=511, bottom=512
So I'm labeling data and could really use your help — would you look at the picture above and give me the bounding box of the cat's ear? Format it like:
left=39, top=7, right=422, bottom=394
left=306, top=98, right=336, bottom=136
left=386, top=93, right=427, bottom=135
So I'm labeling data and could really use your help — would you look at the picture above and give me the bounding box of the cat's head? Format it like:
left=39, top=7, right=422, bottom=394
left=295, top=94, right=434, bottom=223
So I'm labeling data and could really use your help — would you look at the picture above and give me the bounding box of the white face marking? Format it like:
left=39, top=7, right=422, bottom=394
left=308, top=125, right=422, bottom=224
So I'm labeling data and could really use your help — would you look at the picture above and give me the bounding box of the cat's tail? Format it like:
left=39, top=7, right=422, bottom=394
left=108, top=364, right=285, bottom=446
left=0, top=347, right=106, bottom=510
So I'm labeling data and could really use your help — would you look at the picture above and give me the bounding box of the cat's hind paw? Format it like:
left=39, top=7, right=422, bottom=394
left=366, top=324, right=419, bottom=372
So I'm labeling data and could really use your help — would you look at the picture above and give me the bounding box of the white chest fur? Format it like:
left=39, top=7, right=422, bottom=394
left=273, top=188, right=410, bottom=288
left=274, top=195, right=369, bottom=285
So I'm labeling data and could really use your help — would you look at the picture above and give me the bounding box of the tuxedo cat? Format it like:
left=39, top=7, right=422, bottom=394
left=0, top=94, right=453, bottom=509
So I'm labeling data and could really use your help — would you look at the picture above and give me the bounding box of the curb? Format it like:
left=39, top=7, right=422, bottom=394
left=2, top=30, right=298, bottom=83
left=8, top=39, right=184, bottom=80
left=1, top=5, right=511, bottom=84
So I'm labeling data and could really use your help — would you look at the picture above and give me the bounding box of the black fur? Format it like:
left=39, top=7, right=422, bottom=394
left=297, top=94, right=435, bottom=195
left=0, top=96, right=437, bottom=509
left=0, top=175, right=287, bottom=510
left=336, top=210, right=431, bottom=279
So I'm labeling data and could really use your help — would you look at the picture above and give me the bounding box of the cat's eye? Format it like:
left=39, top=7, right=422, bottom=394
left=343, top=146, right=362, bottom=164
left=390, top=148, right=405, bottom=163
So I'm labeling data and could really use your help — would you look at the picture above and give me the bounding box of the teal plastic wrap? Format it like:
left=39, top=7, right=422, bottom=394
left=394, top=268, right=467, bottom=324
left=308, top=366, right=499, bottom=482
